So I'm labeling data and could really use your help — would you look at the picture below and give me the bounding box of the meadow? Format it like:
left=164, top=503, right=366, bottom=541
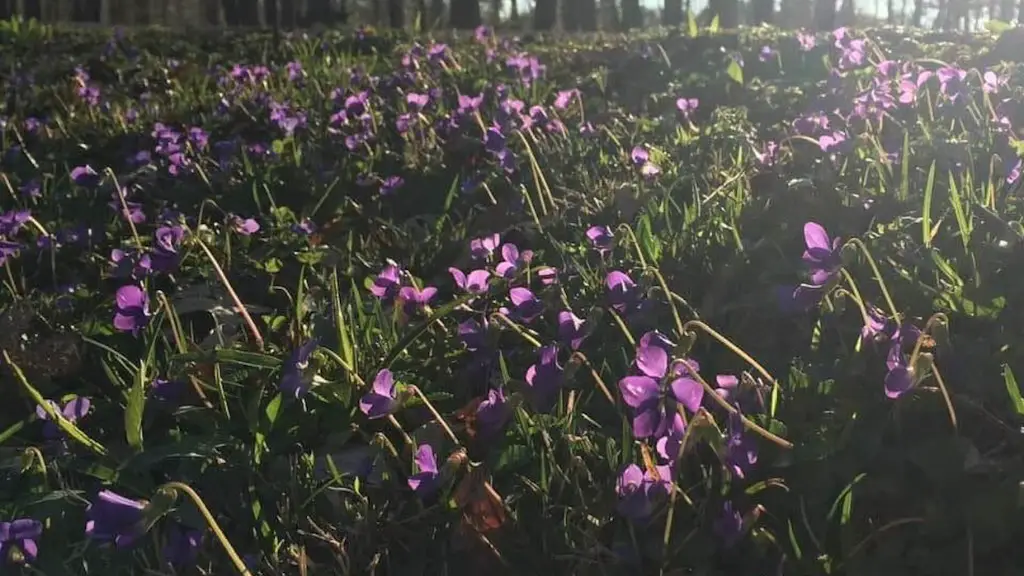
left=2, top=16, right=1024, bottom=575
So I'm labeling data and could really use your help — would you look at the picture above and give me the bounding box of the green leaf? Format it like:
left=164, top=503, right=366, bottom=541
left=986, top=19, right=1013, bottom=33
left=125, top=361, right=146, bottom=452
left=687, top=11, right=698, bottom=36
left=726, top=58, right=744, bottom=85
left=1003, top=364, right=1024, bottom=416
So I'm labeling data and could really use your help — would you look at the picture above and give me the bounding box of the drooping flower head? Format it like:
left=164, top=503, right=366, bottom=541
left=85, top=490, right=147, bottom=548
left=113, top=285, right=150, bottom=335
left=280, top=339, right=319, bottom=399
left=616, top=464, right=671, bottom=520
left=407, top=444, right=440, bottom=496
left=525, top=345, right=563, bottom=411
left=359, top=369, right=398, bottom=419
left=0, top=518, right=42, bottom=563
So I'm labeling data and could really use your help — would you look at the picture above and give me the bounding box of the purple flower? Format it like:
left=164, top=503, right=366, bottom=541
left=758, top=45, right=776, bottom=62
left=753, top=141, right=779, bottom=168
left=1007, top=158, right=1022, bottom=185
left=476, top=388, right=512, bottom=437
left=585, top=225, right=614, bottom=254
left=525, top=345, right=564, bottom=411
left=618, top=333, right=704, bottom=438
left=616, top=464, right=671, bottom=520
left=0, top=518, right=42, bottom=562
left=151, top=225, right=185, bottom=272
left=884, top=324, right=921, bottom=399
left=36, top=397, right=91, bottom=439
left=359, top=369, right=398, bottom=419
left=676, top=97, right=699, bottom=121
left=230, top=216, right=260, bottom=236
left=470, top=233, right=501, bottom=261
left=398, top=285, right=437, bottom=316
left=537, top=266, right=558, bottom=286
left=983, top=70, right=1006, bottom=94
left=606, top=270, right=638, bottom=312
left=723, top=412, right=757, bottom=479
left=151, top=378, right=186, bottom=404
left=113, top=285, right=150, bottom=335
left=406, top=92, right=430, bottom=110
left=554, top=89, right=579, bottom=110
left=714, top=374, right=740, bottom=402
left=655, top=412, right=686, bottom=461
left=508, top=287, right=543, bottom=323
left=370, top=264, right=402, bottom=300
left=85, top=490, right=147, bottom=548
left=380, top=175, right=404, bottom=196
left=407, top=444, right=440, bottom=495
left=630, top=146, right=649, bottom=167
left=163, top=525, right=202, bottom=567
left=860, top=303, right=890, bottom=344
left=714, top=501, right=744, bottom=546
left=280, top=339, right=319, bottom=399
left=557, top=310, right=587, bottom=350
left=818, top=131, right=848, bottom=153
left=458, top=318, right=488, bottom=351
left=449, top=267, right=491, bottom=293
left=797, top=31, right=816, bottom=51
left=496, top=243, right=533, bottom=278
left=802, top=222, right=841, bottom=284
left=70, top=165, right=100, bottom=187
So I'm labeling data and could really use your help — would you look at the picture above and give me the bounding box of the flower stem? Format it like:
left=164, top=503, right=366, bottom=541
left=845, top=238, right=900, bottom=322
left=681, top=320, right=777, bottom=392
left=688, top=369, right=793, bottom=449
left=159, top=481, right=252, bottom=576
left=192, top=235, right=264, bottom=350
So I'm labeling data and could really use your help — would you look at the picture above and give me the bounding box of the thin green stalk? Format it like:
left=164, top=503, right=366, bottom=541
left=159, top=482, right=252, bottom=576
left=845, top=238, right=900, bottom=322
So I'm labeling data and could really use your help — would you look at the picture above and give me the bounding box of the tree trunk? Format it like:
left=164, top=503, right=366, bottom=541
left=664, top=0, right=684, bottom=25
left=489, top=0, right=500, bottom=24
left=534, top=0, right=556, bottom=27
left=602, top=0, right=620, bottom=29
left=709, top=0, right=738, bottom=27
left=813, top=0, right=834, bottom=29
left=621, top=0, right=641, bottom=27
left=578, top=0, right=596, bottom=28
left=263, top=0, right=277, bottom=26
left=750, top=0, right=772, bottom=23
left=449, top=0, right=479, bottom=27
left=839, top=0, right=854, bottom=24
left=561, top=0, right=578, bottom=29
left=428, top=0, right=444, bottom=26
left=387, top=0, right=403, bottom=26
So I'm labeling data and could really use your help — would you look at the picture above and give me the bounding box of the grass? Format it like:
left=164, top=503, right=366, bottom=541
left=1, top=15, right=1024, bottom=576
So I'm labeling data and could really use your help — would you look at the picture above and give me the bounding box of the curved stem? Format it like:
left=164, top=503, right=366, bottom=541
left=681, top=320, right=776, bottom=390
left=839, top=269, right=872, bottom=326
left=491, top=312, right=543, bottom=348
left=687, top=369, right=793, bottom=449
left=929, top=363, right=958, bottom=432
left=569, top=352, right=616, bottom=406
left=159, top=481, right=252, bottom=576
left=410, top=385, right=460, bottom=446
left=615, top=223, right=649, bottom=270
left=845, top=238, right=900, bottom=322
left=647, top=266, right=685, bottom=338
left=907, top=312, right=950, bottom=377
left=192, top=235, right=264, bottom=350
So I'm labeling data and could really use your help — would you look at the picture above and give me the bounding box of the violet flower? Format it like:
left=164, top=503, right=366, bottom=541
left=508, top=287, right=543, bottom=323
left=723, top=411, right=758, bottom=479
left=398, top=285, right=437, bottom=317
left=606, top=270, right=638, bottom=312
left=470, top=234, right=501, bottom=261
left=280, top=339, right=319, bottom=399
left=884, top=324, right=922, bottom=399
left=450, top=267, right=491, bottom=293
left=163, top=525, right=202, bottom=567
left=618, top=332, right=704, bottom=438
left=113, top=285, right=150, bottom=335
left=525, top=345, right=564, bottom=411
left=36, top=397, right=91, bottom=439
left=359, top=369, right=398, bottom=419
left=586, top=225, right=614, bottom=254
left=557, top=310, right=587, bottom=350
left=370, top=264, right=402, bottom=300
left=85, top=490, right=147, bottom=548
left=408, top=444, right=440, bottom=495
left=802, top=222, right=842, bottom=284
left=151, top=225, right=185, bottom=273
left=0, top=518, right=42, bottom=562
left=496, top=243, right=533, bottom=278
left=476, top=388, right=512, bottom=438
left=714, top=501, right=744, bottom=547
left=616, top=464, right=671, bottom=520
